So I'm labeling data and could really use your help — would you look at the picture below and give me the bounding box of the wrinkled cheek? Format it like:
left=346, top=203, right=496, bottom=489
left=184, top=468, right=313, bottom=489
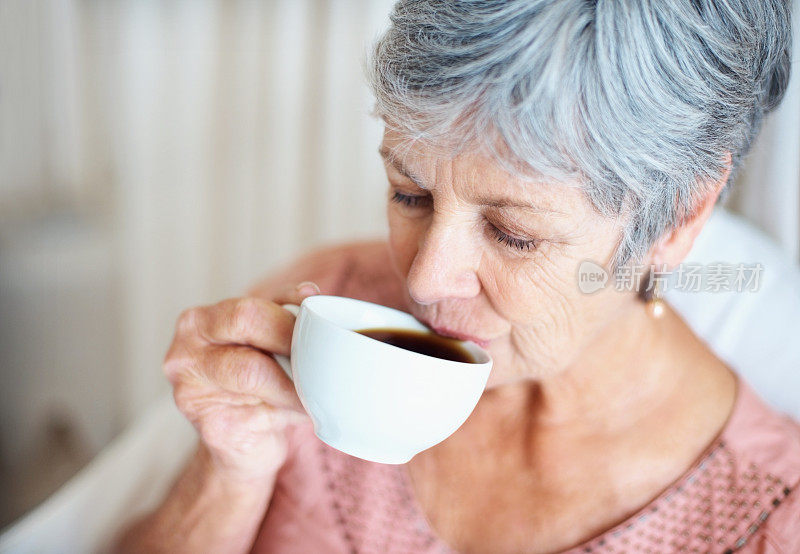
left=495, top=258, right=582, bottom=368
left=496, top=257, right=572, bottom=324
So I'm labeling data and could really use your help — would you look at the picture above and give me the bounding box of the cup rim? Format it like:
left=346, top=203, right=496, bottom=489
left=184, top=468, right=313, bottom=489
left=299, top=294, right=492, bottom=366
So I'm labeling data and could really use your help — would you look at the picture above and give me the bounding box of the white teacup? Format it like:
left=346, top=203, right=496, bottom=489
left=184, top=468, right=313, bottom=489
left=272, top=295, right=492, bottom=464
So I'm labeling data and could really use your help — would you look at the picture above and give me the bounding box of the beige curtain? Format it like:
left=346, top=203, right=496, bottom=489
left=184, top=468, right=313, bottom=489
left=102, top=0, right=397, bottom=420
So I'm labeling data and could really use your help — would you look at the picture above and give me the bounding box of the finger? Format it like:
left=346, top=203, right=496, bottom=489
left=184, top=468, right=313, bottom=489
left=271, top=280, right=322, bottom=307
left=183, top=297, right=295, bottom=355
left=201, top=344, right=304, bottom=411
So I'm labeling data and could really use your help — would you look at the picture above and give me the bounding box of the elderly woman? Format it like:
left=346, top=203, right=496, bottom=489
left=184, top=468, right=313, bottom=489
left=115, top=1, right=799, bottom=552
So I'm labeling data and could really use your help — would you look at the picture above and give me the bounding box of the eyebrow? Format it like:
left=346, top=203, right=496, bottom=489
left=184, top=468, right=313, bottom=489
left=379, top=146, right=427, bottom=187
left=378, top=146, right=566, bottom=215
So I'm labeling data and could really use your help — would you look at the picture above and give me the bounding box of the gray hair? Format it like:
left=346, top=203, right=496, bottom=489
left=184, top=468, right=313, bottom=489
left=366, top=0, right=793, bottom=274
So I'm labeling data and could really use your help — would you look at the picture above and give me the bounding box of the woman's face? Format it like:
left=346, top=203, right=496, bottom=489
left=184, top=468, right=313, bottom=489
left=380, top=129, right=639, bottom=388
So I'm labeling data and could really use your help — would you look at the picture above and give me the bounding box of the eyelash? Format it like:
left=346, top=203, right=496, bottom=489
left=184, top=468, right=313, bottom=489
left=391, top=191, right=428, bottom=208
left=390, top=191, right=540, bottom=252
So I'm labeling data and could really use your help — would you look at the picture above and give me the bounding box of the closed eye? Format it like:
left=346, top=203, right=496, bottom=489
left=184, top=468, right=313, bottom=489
left=390, top=191, right=540, bottom=252
left=487, top=224, right=540, bottom=251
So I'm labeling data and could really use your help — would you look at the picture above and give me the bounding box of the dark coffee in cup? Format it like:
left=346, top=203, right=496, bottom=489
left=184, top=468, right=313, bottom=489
left=355, top=327, right=477, bottom=363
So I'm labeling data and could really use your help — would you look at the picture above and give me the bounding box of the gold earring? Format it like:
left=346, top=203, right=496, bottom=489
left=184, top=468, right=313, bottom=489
left=643, top=270, right=666, bottom=318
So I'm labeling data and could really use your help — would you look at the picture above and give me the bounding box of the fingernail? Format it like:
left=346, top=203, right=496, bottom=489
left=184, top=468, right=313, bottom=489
left=295, top=281, right=320, bottom=294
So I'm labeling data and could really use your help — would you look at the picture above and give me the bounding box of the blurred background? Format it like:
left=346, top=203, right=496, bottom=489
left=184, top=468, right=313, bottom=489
left=0, top=0, right=797, bottom=532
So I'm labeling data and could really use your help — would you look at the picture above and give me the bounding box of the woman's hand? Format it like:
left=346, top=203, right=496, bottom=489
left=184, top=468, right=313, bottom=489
left=112, top=282, right=321, bottom=553
left=164, top=281, right=320, bottom=482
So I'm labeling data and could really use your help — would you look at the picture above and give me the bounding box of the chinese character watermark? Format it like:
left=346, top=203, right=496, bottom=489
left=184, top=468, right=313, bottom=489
left=577, top=261, right=764, bottom=294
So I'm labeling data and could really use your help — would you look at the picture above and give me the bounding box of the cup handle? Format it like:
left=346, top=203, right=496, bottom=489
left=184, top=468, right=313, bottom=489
left=272, top=303, right=300, bottom=381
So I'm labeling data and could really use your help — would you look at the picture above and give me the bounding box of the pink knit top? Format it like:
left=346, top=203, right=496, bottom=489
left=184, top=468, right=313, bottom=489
left=251, top=375, right=800, bottom=553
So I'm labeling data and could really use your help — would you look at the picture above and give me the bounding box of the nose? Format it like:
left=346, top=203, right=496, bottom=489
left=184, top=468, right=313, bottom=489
left=406, top=220, right=481, bottom=305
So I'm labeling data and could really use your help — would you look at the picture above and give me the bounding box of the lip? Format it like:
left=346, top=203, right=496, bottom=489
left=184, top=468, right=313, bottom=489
left=421, top=319, right=491, bottom=349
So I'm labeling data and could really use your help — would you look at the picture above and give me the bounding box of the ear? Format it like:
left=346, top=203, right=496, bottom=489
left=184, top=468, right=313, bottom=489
left=645, top=153, right=732, bottom=270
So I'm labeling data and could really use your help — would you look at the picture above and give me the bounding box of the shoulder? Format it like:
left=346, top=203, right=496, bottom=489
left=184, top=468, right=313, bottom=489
left=723, top=379, right=800, bottom=551
left=723, top=378, right=800, bottom=482
left=246, top=239, right=407, bottom=311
